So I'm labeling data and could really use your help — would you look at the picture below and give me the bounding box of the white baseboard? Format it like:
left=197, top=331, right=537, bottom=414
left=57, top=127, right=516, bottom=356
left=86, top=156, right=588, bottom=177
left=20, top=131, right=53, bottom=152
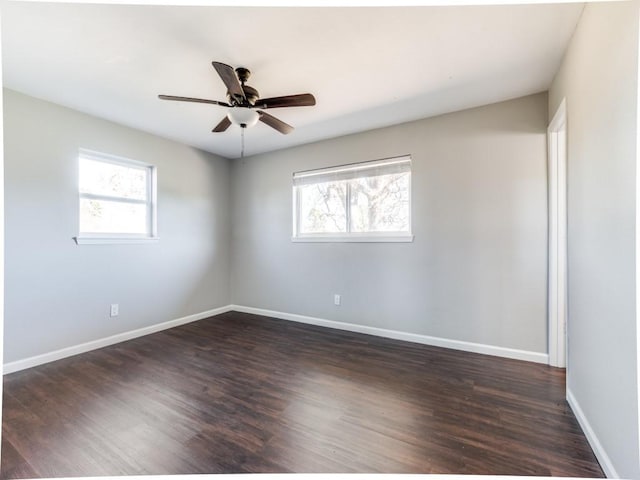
left=567, top=388, right=617, bottom=478
left=3, top=305, right=233, bottom=375
left=4, top=304, right=549, bottom=375
left=230, top=305, right=549, bottom=364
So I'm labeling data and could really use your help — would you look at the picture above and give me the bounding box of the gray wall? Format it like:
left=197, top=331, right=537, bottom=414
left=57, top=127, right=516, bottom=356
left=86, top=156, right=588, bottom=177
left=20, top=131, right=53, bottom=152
left=549, top=2, right=640, bottom=478
left=231, top=93, right=549, bottom=355
left=3, top=89, right=231, bottom=363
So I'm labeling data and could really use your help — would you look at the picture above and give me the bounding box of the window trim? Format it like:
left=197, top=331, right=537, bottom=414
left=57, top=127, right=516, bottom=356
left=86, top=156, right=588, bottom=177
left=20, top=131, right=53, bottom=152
left=292, top=155, right=414, bottom=243
left=74, top=236, right=159, bottom=245
left=291, top=234, right=414, bottom=243
left=74, top=149, right=158, bottom=245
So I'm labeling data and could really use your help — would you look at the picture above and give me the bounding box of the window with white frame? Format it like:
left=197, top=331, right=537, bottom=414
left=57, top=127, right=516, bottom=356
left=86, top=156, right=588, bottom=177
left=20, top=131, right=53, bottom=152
left=76, top=150, right=157, bottom=244
left=292, top=155, right=412, bottom=242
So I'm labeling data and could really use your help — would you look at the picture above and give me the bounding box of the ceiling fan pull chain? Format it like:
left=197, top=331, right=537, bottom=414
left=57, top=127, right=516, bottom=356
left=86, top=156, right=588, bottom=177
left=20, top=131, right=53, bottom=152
left=241, top=126, right=245, bottom=158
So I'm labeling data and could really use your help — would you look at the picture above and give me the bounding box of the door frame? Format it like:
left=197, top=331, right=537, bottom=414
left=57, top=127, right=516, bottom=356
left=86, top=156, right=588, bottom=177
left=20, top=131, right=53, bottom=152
left=548, top=98, right=568, bottom=369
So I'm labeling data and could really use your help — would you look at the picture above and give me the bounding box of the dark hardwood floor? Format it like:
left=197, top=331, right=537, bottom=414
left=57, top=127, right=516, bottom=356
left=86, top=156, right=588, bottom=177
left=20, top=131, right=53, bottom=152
left=1, top=311, right=603, bottom=477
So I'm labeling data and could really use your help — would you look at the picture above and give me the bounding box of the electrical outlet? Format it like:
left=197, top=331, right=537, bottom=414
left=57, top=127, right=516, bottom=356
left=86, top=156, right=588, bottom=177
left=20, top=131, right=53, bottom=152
left=110, top=304, right=119, bottom=317
left=334, top=294, right=341, bottom=306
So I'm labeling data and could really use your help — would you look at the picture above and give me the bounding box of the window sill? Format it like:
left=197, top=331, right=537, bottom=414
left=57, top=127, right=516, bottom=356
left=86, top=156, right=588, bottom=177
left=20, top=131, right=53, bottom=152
left=74, top=236, right=159, bottom=245
left=291, top=235, right=414, bottom=243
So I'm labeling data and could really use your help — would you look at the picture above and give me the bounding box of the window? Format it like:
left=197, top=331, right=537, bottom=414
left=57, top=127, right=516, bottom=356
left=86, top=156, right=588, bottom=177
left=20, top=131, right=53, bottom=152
left=293, top=155, right=413, bottom=242
left=75, top=150, right=157, bottom=244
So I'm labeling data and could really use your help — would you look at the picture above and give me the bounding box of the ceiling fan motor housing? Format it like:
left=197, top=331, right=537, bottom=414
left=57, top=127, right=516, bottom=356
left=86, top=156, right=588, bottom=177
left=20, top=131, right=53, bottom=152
left=231, top=84, right=259, bottom=106
left=227, top=67, right=259, bottom=106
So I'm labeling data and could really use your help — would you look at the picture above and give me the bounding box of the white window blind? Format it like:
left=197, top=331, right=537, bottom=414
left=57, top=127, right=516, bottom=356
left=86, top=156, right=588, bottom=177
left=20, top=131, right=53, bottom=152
left=293, top=156, right=411, bottom=186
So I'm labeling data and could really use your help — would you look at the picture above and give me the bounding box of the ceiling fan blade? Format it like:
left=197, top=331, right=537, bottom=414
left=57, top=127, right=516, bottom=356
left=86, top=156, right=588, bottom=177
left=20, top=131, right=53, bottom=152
left=256, top=93, right=316, bottom=109
left=258, top=111, right=293, bottom=135
left=212, top=61, right=245, bottom=102
left=212, top=116, right=232, bottom=133
left=158, top=95, right=230, bottom=107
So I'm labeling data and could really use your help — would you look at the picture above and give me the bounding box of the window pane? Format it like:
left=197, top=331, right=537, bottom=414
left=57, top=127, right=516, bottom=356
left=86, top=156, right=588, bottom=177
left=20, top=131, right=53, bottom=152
left=80, top=157, right=147, bottom=200
left=350, top=172, right=410, bottom=233
left=298, top=181, right=347, bottom=234
left=80, top=198, right=148, bottom=234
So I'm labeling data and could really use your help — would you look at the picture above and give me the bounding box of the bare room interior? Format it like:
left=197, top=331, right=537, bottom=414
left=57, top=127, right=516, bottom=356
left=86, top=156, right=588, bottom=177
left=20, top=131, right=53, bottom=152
left=0, top=0, right=639, bottom=478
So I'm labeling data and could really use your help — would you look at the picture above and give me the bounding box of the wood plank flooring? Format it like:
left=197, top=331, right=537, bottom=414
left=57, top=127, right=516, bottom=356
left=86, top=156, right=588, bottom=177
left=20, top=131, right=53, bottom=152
left=1, top=311, right=603, bottom=477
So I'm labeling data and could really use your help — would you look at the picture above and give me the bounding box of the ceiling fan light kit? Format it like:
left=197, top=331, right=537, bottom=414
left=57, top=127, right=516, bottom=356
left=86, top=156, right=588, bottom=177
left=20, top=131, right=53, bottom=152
left=158, top=61, right=316, bottom=139
left=227, top=107, right=259, bottom=129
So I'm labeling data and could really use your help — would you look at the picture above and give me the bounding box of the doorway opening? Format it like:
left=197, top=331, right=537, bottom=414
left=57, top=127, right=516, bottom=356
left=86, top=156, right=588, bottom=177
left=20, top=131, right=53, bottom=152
left=548, top=98, right=568, bottom=369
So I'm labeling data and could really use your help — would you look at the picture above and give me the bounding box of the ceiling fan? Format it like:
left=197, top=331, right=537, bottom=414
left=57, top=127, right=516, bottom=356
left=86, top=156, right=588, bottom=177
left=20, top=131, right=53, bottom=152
left=158, top=61, right=316, bottom=135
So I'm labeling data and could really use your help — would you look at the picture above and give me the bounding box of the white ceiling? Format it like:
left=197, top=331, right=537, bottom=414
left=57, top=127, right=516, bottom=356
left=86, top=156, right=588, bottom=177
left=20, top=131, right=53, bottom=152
left=1, top=2, right=583, bottom=159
